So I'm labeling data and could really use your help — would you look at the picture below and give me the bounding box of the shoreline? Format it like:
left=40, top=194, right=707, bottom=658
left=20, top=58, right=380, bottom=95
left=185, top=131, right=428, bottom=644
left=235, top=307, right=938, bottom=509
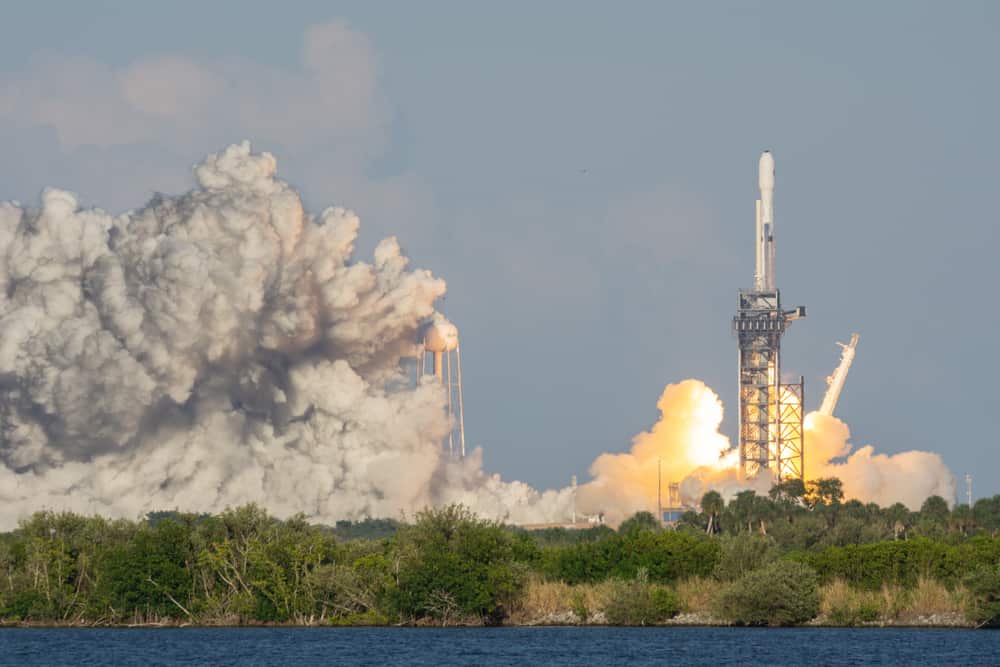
left=0, top=617, right=976, bottom=630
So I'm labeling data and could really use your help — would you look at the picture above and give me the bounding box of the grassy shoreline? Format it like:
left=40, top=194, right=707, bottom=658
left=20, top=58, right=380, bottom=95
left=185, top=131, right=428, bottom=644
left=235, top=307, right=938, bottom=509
left=0, top=620, right=976, bottom=628
left=507, top=577, right=973, bottom=628
left=5, top=500, right=1000, bottom=629
left=0, top=577, right=976, bottom=629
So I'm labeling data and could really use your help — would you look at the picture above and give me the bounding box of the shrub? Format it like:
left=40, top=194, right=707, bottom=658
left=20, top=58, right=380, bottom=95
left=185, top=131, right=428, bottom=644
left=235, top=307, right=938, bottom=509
left=93, top=520, right=197, bottom=621
left=613, top=530, right=720, bottom=583
left=828, top=601, right=879, bottom=626
left=856, top=602, right=881, bottom=623
left=0, top=589, right=46, bottom=621
left=326, top=610, right=391, bottom=626
left=713, top=534, right=778, bottom=582
left=716, top=559, right=820, bottom=626
left=517, top=579, right=572, bottom=619
left=512, top=578, right=618, bottom=624
left=539, top=530, right=720, bottom=584
left=821, top=580, right=881, bottom=626
left=675, top=576, right=718, bottom=614
left=388, top=505, right=526, bottom=625
left=538, top=539, right=618, bottom=584
left=900, top=576, right=964, bottom=621
left=571, top=590, right=590, bottom=622
left=618, top=512, right=661, bottom=534
left=603, top=568, right=680, bottom=625
left=794, top=539, right=966, bottom=590
left=965, top=565, right=1000, bottom=627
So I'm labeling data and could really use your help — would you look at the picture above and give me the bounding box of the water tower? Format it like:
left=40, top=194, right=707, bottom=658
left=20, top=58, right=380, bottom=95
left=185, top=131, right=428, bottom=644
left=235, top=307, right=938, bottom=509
left=418, top=316, right=466, bottom=457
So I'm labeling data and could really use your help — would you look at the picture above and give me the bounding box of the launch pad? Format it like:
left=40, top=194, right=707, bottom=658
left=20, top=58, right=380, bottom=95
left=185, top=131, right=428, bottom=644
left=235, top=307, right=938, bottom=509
left=733, top=152, right=806, bottom=482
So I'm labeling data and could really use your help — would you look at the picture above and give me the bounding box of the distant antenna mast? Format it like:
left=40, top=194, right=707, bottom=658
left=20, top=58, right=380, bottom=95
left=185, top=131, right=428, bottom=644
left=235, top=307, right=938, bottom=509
left=571, top=475, right=578, bottom=524
left=966, top=473, right=973, bottom=507
left=819, top=334, right=860, bottom=417
left=657, top=459, right=662, bottom=524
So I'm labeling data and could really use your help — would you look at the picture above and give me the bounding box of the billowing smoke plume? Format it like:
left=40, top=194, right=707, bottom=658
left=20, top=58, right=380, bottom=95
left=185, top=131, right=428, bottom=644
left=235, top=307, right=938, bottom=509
left=579, top=380, right=754, bottom=523
left=804, top=412, right=954, bottom=509
left=0, top=142, right=571, bottom=530
left=578, top=380, right=955, bottom=521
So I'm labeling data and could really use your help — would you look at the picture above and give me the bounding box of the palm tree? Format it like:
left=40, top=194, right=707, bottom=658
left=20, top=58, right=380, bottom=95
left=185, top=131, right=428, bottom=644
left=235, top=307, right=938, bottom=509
left=949, top=504, right=973, bottom=536
left=701, top=491, right=724, bottom=535
left=768, top=479, right=806, bottom=524
left=806, top=478, right=844, bottom=529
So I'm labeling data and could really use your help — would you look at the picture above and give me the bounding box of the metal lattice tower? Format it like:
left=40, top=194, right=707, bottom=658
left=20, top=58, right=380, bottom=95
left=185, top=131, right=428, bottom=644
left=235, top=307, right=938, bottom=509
left=733, top=152, right=806, bottom=482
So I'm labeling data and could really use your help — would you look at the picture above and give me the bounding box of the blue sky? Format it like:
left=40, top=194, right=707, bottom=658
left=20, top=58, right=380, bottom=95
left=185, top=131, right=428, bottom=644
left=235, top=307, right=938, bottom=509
left=1, top=1, right=998, bottom=500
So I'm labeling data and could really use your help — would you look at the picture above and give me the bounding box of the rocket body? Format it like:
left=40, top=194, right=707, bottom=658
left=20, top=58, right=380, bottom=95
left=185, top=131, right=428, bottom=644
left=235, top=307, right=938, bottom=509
left=755, top=151, right=776, bottom=290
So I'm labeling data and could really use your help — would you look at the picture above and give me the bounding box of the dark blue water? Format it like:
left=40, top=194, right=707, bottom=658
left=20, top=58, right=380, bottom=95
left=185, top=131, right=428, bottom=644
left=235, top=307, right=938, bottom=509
left=1, top=627, right=998, bottom=666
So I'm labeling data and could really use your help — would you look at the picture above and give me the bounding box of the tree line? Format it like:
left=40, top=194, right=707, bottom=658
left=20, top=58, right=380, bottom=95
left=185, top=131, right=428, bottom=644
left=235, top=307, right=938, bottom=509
left=2, top=478, right=1000, bottom=627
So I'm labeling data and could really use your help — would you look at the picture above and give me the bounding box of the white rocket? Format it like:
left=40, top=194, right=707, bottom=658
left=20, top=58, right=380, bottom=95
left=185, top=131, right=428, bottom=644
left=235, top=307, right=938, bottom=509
left=819, top=334, right=861, bottom=417
left=755, top=150, right=776, bottom=291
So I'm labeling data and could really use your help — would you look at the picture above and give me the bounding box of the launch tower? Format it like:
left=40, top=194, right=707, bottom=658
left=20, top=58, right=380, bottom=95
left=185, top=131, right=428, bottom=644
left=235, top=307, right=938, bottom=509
left=733, top=151, right=806, bottom=481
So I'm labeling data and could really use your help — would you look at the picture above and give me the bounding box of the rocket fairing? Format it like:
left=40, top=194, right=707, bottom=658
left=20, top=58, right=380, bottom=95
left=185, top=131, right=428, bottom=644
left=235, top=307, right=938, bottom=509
left=754, top=150, right=776, bottom=291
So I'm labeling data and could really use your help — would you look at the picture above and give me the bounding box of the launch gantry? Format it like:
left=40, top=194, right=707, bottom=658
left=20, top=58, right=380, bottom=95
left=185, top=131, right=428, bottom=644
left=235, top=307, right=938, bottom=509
left=733, top=151, right=806, bottom=482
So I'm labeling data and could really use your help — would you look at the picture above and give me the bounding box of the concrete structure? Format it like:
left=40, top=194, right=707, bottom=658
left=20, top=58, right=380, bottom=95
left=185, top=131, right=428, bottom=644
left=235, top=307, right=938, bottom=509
left=660, top=481, right=687, bottom=524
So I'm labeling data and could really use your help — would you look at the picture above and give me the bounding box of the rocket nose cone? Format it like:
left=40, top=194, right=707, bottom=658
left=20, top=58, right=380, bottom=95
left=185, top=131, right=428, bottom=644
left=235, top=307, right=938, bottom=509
left=758, top=151, right=775, bottom=191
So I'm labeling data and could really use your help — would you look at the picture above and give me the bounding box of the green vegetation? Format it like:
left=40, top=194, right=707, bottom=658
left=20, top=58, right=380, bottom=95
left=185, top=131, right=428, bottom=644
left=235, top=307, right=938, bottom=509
left=713, top=535, right=778, bottom=582
left=537, top=527, right=719, bottom=584
left=603, top=568, right=680, bottom=625
left=388, top=506, right=524, bottom=625
left=716, top=560, right=820, bottom=626
left=2, top=480, right=1000, bottom=627
left=965, top=565, right=1000, bottom=627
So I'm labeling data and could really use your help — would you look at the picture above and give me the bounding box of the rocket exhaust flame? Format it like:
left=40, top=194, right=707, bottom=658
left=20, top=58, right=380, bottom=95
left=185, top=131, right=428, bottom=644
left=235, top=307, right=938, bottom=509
left=577, top=379, right=955, bottom=522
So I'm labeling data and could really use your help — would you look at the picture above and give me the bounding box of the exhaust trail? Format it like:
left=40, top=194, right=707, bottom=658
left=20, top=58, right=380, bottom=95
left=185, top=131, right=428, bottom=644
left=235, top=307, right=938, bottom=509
left=0, top=142, right=572, bottom=530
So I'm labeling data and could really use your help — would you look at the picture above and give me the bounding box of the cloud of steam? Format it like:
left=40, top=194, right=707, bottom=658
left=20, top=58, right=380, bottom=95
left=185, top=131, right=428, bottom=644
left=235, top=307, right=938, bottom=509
left=804, top=412, right=955, bottom=509
left=578, top=380, right=955, bottom=521
left=578, top=380, right=746, bottom=523
left=0, top=142, right=571, bottom=530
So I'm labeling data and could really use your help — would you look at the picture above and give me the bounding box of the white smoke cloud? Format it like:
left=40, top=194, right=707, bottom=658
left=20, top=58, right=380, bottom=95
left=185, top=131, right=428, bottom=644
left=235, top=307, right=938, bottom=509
left=804, top=412, right=955, bottom=509
left=578, top=379, right=736, bottom=523
left=0, top=142, right=571, bottom=530
left=577, top=379, right=956, bottom=521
